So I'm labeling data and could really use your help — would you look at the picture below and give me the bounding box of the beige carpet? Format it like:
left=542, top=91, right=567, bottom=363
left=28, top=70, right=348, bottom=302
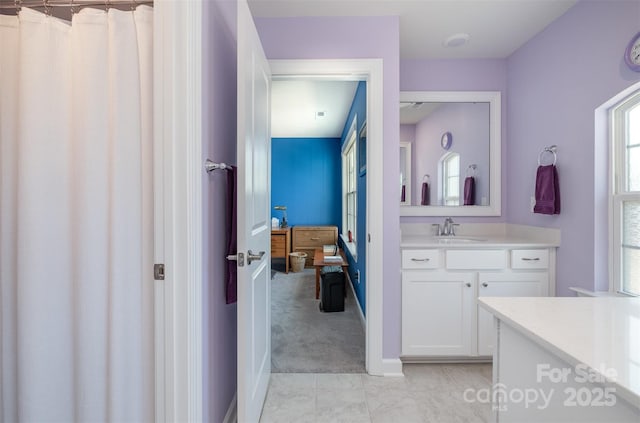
left=271, top=268, right=365, bottom=373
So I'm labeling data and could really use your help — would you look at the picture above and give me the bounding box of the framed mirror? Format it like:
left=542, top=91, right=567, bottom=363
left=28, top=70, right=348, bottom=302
left=399, top=91, right=501, bottom=217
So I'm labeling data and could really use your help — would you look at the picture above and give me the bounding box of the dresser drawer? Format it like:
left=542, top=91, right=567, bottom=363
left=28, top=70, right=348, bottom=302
left=402, top=249, right=440, bottom=269
left=446, top=250, right=506, bottom=270
left=511, top=249, right=549, bottom=269
left=292, top=227, right=337, bottom=247
left=271, top=238, right=286, bottom=257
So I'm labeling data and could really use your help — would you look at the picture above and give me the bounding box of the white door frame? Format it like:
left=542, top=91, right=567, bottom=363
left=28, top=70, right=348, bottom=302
left=270, top=59, right=385, bottom=375
left=154, top=0, right=204, bottom=421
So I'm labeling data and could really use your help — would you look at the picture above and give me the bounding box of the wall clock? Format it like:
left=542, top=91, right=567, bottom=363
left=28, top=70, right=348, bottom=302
left=624, top=31, right=640, bottom=72
left=441, top=132, right=452, bottom=150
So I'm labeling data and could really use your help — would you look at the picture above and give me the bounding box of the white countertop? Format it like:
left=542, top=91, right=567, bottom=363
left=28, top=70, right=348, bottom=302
left=478, top=297, right=640, bottom=409
left=401, top=234, right=559, bottom=248
left=400, top=223, right=561, bottom=248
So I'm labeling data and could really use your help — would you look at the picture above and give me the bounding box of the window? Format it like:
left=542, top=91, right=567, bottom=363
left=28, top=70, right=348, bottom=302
left=441, top=152, right=460, bottom=206
left=342, top=118, right=357, bottom=253
left=612, top=91, right=640, bottom=296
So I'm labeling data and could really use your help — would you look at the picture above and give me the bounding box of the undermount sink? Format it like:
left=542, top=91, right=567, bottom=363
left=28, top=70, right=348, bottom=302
left=432, top=236, right=487, bottom=243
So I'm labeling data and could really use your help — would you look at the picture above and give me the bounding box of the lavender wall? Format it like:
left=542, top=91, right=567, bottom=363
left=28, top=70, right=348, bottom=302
left=202, top=0, right=237, bottom=421
left=506, top=0, right=640, bottom=295
left=254, top=16, right=402, bottom=358
left=400, top=59, right=507, bottom=224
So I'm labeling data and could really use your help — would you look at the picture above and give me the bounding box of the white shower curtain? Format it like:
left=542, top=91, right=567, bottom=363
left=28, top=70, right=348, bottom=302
left=0, top=6, right=154, bottom=422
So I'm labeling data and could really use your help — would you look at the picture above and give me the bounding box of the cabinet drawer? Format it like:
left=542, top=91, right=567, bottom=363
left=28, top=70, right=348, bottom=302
left=271, top=244, right=286, bottom=257
left=293, top=228, right=337, bottom=247
left=511, top=249, right=549, bottom=269
left=402, top=249, right=440, bottom=269
left=446, top=250, right=506, bottom=270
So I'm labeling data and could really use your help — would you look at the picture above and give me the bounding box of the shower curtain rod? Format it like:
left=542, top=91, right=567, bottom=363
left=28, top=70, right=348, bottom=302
left=0, top=0, right=152, bottom=10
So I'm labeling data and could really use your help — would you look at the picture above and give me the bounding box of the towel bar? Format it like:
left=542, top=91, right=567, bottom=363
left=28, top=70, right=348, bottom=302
left=205, top=159, right=233, bottom=172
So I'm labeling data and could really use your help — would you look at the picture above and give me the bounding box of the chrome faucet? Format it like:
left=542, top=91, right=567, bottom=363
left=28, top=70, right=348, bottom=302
left=441, top=217, right=460, bottom=236
left=432, top=217, right=459, bottom=236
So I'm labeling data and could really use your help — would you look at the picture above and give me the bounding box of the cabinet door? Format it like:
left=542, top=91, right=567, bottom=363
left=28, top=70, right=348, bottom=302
left=477, top=271, right=548, bottom=356
left=402, top=271, right=474, bottom=356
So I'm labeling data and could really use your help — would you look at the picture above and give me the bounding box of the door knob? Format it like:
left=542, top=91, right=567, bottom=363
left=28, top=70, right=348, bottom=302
left=247, top=250, right=265, bottom=265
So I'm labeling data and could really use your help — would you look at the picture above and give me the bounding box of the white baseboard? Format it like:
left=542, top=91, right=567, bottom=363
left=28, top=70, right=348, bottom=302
left=222, top=393, right=237, bottom=423
left=381, top=358, right=404, bottom=377
left=345, top=273, right=366, bottom=330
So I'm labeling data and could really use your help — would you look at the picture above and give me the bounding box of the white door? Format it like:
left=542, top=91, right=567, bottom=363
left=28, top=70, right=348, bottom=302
left=237, top=1, right=272, bottom=422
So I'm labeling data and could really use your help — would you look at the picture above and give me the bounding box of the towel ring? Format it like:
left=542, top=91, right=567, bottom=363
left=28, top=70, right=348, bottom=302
left=422, top=174, right=430, bottom=184
left=466, top=164, right=477, bottom=178
left=538, top=145, right=557, bottom=166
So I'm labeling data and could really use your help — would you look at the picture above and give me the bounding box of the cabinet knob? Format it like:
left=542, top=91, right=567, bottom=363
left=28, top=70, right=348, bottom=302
left=482, top=282, right=488, bottom=287
left=465, top=283, right=471, bottom=288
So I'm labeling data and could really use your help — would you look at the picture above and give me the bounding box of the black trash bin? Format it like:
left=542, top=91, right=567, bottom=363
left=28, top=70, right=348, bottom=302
left=319, top=265, right=345, bottom=312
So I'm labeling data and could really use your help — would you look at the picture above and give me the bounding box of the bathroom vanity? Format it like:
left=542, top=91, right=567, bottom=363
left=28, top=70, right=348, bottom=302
left=479, top=297, right=640, bottom=422
left=400, top=223, right=559, bottom=360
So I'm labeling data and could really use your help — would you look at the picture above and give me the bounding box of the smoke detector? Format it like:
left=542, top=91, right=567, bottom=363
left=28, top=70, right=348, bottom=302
left=443, top=33, right=470, bottom=48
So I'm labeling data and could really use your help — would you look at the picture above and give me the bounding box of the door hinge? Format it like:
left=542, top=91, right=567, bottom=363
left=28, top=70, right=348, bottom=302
left=154, top=263, right=165, bottom=280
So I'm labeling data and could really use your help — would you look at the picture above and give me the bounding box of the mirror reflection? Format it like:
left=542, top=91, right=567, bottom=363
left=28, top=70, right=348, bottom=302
left=400, top=101, right=490, bottom=207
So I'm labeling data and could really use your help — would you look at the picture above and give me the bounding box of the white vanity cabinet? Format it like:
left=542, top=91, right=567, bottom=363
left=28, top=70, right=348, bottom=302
left=402, top=270, right=475, bottom=356
left=401, top=247, right=554, bottom=359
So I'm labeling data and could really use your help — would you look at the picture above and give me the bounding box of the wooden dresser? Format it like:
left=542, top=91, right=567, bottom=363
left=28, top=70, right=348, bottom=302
left=292, top=226, right=338, bottom=268
left=271, top=227, right=291, bottom=273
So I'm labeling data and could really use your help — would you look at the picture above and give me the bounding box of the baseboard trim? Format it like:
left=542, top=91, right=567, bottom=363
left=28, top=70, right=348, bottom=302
left=346, top=273, right=366, bottom=331
left=222, top=393, right=237, bottom=423
left=381, top=358, right=404, bottom=377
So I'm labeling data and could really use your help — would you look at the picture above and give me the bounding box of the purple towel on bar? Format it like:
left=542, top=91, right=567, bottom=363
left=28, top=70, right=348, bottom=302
left=226, top=166, right=238, bottom=304
left=421, top=182, right=430, bottom=205
left=533, top=164, right=560, bottom=215
left=401, top=185, right=406, bottom=202
left=463, top=176, right=475, bottom=205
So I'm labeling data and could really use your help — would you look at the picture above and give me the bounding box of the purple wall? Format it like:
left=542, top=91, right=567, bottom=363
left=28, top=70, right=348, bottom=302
left=506, top=0, right=640, bottom=295
left=202, top=0, right=237, bottom=421
left=254, top=16, right=402, bottom=358
left=400, top=59, right=507, bottom=224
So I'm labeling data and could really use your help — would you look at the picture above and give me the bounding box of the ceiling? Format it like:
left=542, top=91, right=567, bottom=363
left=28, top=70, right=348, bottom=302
left=252, top=0, right=578, bottom=138
left=271, top=80, right=358, bottom=138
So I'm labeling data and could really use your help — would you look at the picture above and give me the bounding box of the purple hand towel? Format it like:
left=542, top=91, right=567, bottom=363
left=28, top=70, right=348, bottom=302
left=463, top=176, right=475, bottom=205
left=401, top=184, right=406, bottom=202
left=226, top=166, right=238, bottom=304
left=533, top=164, right=560, bottom=215
left=420, top=182, right=430, bottom=205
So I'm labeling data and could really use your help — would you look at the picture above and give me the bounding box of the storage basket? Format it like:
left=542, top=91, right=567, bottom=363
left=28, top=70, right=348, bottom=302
left=289, top=252, right=308, bottom=272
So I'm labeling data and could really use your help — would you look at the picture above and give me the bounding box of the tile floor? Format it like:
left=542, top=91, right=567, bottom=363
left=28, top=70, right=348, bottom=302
left=260, top=363, right=493, bottom=423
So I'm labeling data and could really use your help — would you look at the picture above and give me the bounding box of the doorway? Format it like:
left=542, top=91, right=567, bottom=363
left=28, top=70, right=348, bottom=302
left=270, top=59, right=385, bottom=376
left=270, top=78, right=366, bottom=373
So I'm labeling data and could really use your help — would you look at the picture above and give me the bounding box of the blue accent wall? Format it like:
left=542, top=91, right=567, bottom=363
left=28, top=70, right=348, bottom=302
left=271, top=138, right=342, bottom=227
left=339, top=81, right=367, bottom=315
